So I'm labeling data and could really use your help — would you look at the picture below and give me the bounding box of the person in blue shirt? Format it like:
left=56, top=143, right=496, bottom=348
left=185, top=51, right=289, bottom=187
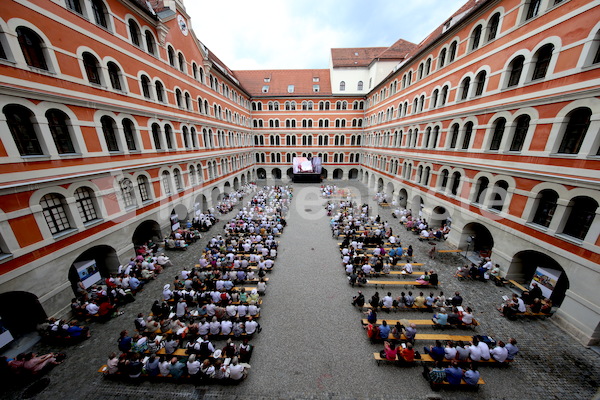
left=444, top=360, right=463, bottom=385
left=379, top=320, right=391, bottom=340
left=424, top=340, right=446, bottom=361
left=433, top=308, right=449, bottom=325
left=463, top=363, right=481, bottom=385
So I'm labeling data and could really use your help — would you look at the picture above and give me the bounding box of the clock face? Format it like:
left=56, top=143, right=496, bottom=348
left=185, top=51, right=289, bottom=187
left=178, top=15, right=188, bottom=36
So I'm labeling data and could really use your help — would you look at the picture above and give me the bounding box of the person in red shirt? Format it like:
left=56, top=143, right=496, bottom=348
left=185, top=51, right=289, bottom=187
left=399, top=342, right=415, bottom=362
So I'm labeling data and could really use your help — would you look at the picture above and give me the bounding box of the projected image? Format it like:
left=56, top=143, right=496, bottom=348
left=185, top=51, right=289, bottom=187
left=293, top=156, right=322, bottom=174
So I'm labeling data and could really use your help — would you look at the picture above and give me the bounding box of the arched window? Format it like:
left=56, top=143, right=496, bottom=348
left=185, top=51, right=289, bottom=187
left=449, top=124, right=459, bottom=149
left=510, top=115, right=530, bottom=152
left=17, top=27, right=49, bottom=70
left=525, top=0, right=541, bottom=20
left=91, top=0, right=109, bottom=28
left=439, top=48, right=447, bottom=68
left=507, top=56, right=525, bottom=87
left=487, top=13, right=500, bottom=42
left=562, top=197, right=598, bottom=240
left=418, top=63, right=424, bottom=80
left=474, top=70, right=486, bottom=96
left=167, top=46, right=175, bottom=66
left=462, top=122, right=474, bottom=149
left=339, top=81, right=345, bottom=91
left=155, top=81, right=165, bottom=103
left=100, top=116, right=119, bottom=152
left=75, top=187, right=98, bottom=222
left=357, top=81, right=363, bottom=91
left=122, top=118, right=137, bottom=151
left=440, top=86, right=448, bottom=106
left=474, top=177, right=489, bottom=204
left=471, top=25, right=482, bottom=50
left=531, top=44, right=554, bottom=81
left=107, top=62, right=122, bottom=90
left=128, top=19, right=141, bottom=47
left=141, top=75, right=152, bottom=98
left=151, top=123, right=161, bottom=150
left=557, top=108, right=592, bottom=154
left=190, top=127, right=197, bottom=148
left=162, top=171, right=172, bottom=195
left=145, top=31, right=155, bottom=55
left=450, top=172, right=461, bottom=195
left=425, top=59, right=431, bottom=76
left=120, top=179, right=136, bottom=207
left=82, top=52, right=101, bottom=84
left=164, top=125, right=174, bottom=149
left=489, top=118, right=506, bottom=150
left=173, top=169, right=182, bottom=191
left=175, top=89, right=183, bottom=107
left=3, top=104, right=43, bottom=156
left=460, top=77, right=471, bottom=100
left=40, top=193, right=71, bottom=234
left=431, top=126, right=439, bottom=148
left=184, top=92, right=191, bottom=110
left=178, top=52, right=185, bottom=72
left=532, top=189, right=558, bottom=227
left=46, top=109, right=75, bottom=154
left=136, top=176, right=150, bottom=201
left=66, top=0, right=83, bottom=14
left=448, top=41, right=457, bottom=62
left=490, top=180, right=509, bottom=211
left=440, top=170, right=449, bottom=190
left=182, top=126, right=190, bottom=148
left=431, top=89, right=439, bottom=108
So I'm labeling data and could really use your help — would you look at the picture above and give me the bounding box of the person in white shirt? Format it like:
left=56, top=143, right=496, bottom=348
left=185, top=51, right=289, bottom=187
left=220, top=319, right=233, bottom=335
left=469, top=339, right=482, bottom=361
left=187, top=354, right=201, bottom=376
left=86, top=301, right=100, bottom=315
left=382, top=292, right=394, bottom=308
left=490, top=341, right=509, bottom=362
left=445, top=341, right=458, bottom=360
left=209, top=317, right=221, bottom=335
left=477, top=339, right=491, bottom=361
left=248, top=301, right=260, bottom=316
left=245, top=317, right=259, bottom=334
left=402, top=263, right=413, bottom=274
left=228, top=358, right=246, bottom=380
left=157, top=253, right=173, bottom=268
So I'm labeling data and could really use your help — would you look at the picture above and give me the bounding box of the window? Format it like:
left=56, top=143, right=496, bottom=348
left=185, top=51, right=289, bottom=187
left=107, top=62, right=122, bottom=90
left=175, top=89, right=182, bottom=107
left=471, top=25, right=482, bottom=50
left=487, top=13, right=500, bottom=42
left=507, top=56, right=525, bottom=87
left=128, top=19, right=141, bottom=47
left=82, top=52, right=101, bottom=84
left=17, top=27, right=48, bottom=70
left=262, top=86, right=269, bottom=93
left=164, top=125, right=174, bottom=149
left=448, top=41, right=457, bottom=62
left=41, top=193, right=71, bottom=234
left=532, top=190, right=558, bottom=227
left=120, top=179, right=135, bottom=207
left=75, top=187, right=98, bottom=222
left=46, top=109, right=75, bottom=154
left=357, top=81, right=363, bottom=91
left=439, top=48, right=447, bottom=68
left=66, top=0, right=82, bottom=14
left=440, top=170, right=449, bottom=190
left=141, top=75, right=152, bottom=98
left=531, top=44, right=554, bottom=81
left=313, top=85, right=319, bottom=92
left=462, top=122, right=473, bottom=149
left=440, top=86, right=448, bottom=106
left=145, top=31, right=155, bottom=55
left=184, top=92, right=191, bottom=110
left=474, top=177, right=489, bottom=204
left=122, top=118, right=137, bottom=151
left=288, top=85, right=294, bottom=93
left=339, top=81, right=345, bottom=91
left=510, top=115, right=530, bottom=152
left=137, top=176, right=150, bottom=201
left=152, top=124, right=161, bottom=149
left=431, top=89, right=439, bottom=108
left=173, top=169, right=182, bottom=191
left=425, top=59, right=431, bottom=76
left=449, top=124, right=459, bottom=149
left=557, top=108, right=591, bottom=154
left=167, top=46, right=175, bottom=66
left=489, top=118, right=506, bottom=150
left=562, top=197, right=597, bottom=240
left=162, top=171, right=172, bottom=195
left=4, top=105, right=43, bottom=156
left=474, top=71, right=486, bottom=96
left=525, top=0, right=541, bottom=20
left=155, top=81, right=165, bottom=102
left=101, top=116, right=119, bottom=152
left=490, top=180, right=509, bottom=211
left=460, top=77, right=471, bottom=100
left=431, top=126, right=439, bottom=148
left=91, top=0, right=108, bottom=28
left=178, top=52, right=185, bottom=72
left=450, top=172, right=461, bottom=196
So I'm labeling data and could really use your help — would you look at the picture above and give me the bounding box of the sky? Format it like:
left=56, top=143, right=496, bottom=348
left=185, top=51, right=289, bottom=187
left=185, top=0, right=467, bottom=71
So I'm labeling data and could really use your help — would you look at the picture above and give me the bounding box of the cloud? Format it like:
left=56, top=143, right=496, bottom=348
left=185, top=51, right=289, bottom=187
left=186, top=0, right=466, bottom=70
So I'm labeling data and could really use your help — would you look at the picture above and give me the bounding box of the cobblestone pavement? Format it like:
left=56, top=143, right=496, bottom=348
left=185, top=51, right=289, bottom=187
left=3, top=181, right=599, bottom=400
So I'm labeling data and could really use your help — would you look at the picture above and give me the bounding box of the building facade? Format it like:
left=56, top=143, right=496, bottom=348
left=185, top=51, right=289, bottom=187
left=0, top=0, right=598, bottom=345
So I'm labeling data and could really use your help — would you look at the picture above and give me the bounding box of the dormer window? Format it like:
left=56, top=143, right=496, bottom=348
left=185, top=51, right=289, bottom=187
left=262, top=85, right=269, bottom=93
left=288, top=85, right=294, bottom=93
left=264, top=78, right=270, bottom=82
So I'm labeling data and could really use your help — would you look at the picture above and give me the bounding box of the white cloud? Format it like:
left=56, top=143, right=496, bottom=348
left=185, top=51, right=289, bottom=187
left=186, top=0, right=466, bottom=70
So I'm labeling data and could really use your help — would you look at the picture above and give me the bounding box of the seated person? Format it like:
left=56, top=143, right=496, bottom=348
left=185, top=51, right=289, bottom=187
left=382, top=341, right=398, bottom=361
left=444, top=360, right=463, bottom=385
left=424, top=340, right=445, bottom=361
left=398, top=342, right=415, bottom=362
left=378, top=320, right=391, bottom=340
left=432, top=308, right=448, bottom=325
left=463, top=363, right=481, bottom=386
left=422, top=360, right=446, bottom=383
left=490, top=340, right=509, bottom=362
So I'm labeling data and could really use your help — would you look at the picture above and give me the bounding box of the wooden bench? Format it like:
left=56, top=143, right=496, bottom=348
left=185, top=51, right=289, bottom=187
left=430, top=377, right=485, bottom=391
left=508, top=280, right=528, bottom=292
left=362, top=319, right=435, bottom=327
left=366, top=280, right=439, bottom=289
left=361, top=304, right=430, bottom=312
left=437, top=249, right=462, bottom=253
left=367, top=331, right=473, bottom=342
left=418, top=353, right=512, bottom=365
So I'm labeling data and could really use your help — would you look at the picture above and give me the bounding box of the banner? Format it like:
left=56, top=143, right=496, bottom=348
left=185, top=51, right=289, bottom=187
left=73, top=259, right=102, bottom=289
left=530, top=266, right=562, bottom=299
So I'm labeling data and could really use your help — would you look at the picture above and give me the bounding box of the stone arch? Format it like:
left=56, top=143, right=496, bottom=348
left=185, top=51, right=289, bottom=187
left=257, top=168, right=267, bottom=180
left=233, top=177, right=239, bottom=190
left=132, top=220, right=162, bottom=248
left=430, top=205, right=451, bottom=229
left=286, top=168, right=294, bottom=179
left=194, top=194, right=208, bottom=213
left=211, top=186, right=221, bottom=205
left=386, top=182, right=394, bottom=198
left=224, top=181, right=231, bottom=194
left=348, top=168, right=358, bottom=180
left=69, top=245, right=120, bottom=295
left=507, top=250, right=569, bottom=306
left=411, top=194, right=424, bottom=217
left=461, top=222, right=494, bottom=258
left=321, top=168, right=328, bottom=179
left=172, top=203, right=189, bottom=223
left=240, top=174, right=246, bottom=186
left=333, top=168, right=343, bottom=179
left=398, top=188, right=408, bottom=208
left=0, top=291, right=46, bottom=336
left=272, top=168, right=282, bottom=180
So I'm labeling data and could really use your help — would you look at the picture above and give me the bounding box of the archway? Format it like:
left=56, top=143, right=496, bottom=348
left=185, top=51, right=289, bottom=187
left=386, top=182, right=394, bottom=198
left=333, top=168, right=343, bottom=179
left=398, top=188, right=408, bottom=208
left=241, top=174, right=246, bottom=186
left=224, top=181, right=231, bottom=195
left=286, top=168, right=294, bottom=180
left=194, top=194, right=208, bottom=213
left=377, top=178, right=384, bottom=192
left=257, top=168, right=266, bottom=180
left=461, top=222, right=494, bottom=258
left=69, top=245, right=120, bottom=294
left=321, top=168, right=328, bottom=179
left=132, top=220, right=162, bottom=247
left=411, top=195, right=424, bottom=218
left=0, top=292, right=46, bottom=336
left=359, top=169, right=364, bottom=181
left=272, top=168, right=282, bottom=180
left=431, top=206, right=451, bottom=229
left=349, top=168, right=358, bottom=180
left=364, top=171, right=369, bottom=185
left=508, top=251, right=569, bottom=306
left=172, top=203, right=189, bottom=222
left=211, top=187, right=221, bottom=205
left=233, top=177, right=239, bottom=190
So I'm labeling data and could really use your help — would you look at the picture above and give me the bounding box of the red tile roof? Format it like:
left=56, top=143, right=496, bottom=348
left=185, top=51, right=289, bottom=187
left=234, top=69, right=332, bottom=97
left=331, top=47, right=388, bottom=68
